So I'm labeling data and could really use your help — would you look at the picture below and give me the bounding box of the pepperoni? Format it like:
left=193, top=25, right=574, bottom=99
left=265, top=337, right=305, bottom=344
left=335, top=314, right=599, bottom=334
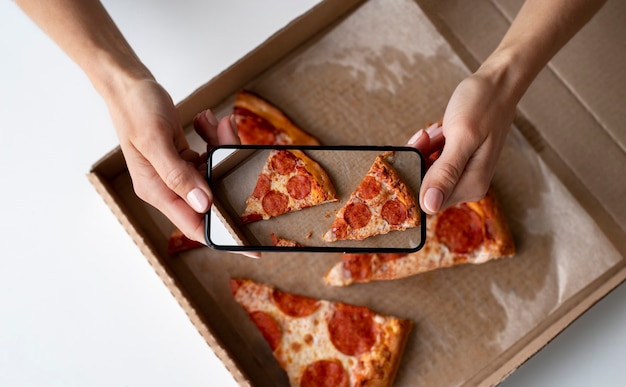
left=328, top=303, right=377, bottom=356
left=436, top=204, right=484, bottom=254
left=249, top=311, right=282, bottom=351
left=381, top=199, right=407, bottom=225
left=270, top=150, right=297, bottom=175
left=272, top=288, right=320, bottom=317
left=342, top=253, right=406, bottom=281
left=343, top=202, right=371, bottom=229
left=252, top=174, right=271, bottom=199
left=342, top=254, right=373, bottom=281
left=300, top=359, right=349, bottom=387
left=234, top=107, right=277, bottom=145
left=287, top=175, right=311, bottom=200
left=262, top=190, right=289, bottom=217
left=356, top=175, right=381, bottom=200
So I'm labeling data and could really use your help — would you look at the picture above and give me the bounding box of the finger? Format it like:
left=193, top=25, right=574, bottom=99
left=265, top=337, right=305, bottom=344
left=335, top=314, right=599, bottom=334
left=419, top=129, right=476, bottom=214
left=407, top=123, right=444, bottom=163
left=216, top=114, right=241, bottom=145
left=140, top=132, right=212, bottom=214
left=193, top=109, right=219, bottom=145
left=407, top=129, right=429, bottom=150
left=123, top=145, right=207, bottom=243
left=441, top=137, right=501, bottom=208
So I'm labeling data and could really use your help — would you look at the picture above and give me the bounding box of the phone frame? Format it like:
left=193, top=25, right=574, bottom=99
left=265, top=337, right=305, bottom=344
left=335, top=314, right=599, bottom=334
left=204, top=144, right=426, bottom=254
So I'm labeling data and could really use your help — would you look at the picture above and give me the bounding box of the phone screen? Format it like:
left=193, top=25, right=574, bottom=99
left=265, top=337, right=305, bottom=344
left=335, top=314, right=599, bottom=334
left=205, top=145, right=425, bottom=253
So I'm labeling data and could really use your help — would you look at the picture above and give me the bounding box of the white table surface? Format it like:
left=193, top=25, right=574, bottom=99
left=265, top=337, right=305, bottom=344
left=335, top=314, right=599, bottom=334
left=2, top=1, right=625, bottom=386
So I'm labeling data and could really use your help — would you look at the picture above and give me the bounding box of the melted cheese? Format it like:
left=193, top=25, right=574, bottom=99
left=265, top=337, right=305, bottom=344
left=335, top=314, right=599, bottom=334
left=234, top=281, right=402, bottom=386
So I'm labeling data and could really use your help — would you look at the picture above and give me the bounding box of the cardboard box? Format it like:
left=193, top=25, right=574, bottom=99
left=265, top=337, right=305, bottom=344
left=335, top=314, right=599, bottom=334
left=89, top=0, right=626, bottom=385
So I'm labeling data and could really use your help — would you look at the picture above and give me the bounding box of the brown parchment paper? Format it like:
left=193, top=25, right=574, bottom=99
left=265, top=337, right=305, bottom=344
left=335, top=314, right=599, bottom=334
left=148, top=0, right=623, bottom=385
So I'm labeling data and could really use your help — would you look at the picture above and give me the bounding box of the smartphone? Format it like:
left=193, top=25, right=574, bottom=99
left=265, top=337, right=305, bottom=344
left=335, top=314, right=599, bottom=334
left=205, top=145, right=425, bottom=253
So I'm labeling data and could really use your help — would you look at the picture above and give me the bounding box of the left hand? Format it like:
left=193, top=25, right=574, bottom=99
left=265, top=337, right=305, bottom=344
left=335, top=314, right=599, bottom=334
left=106, top=77, right=239, bottom=243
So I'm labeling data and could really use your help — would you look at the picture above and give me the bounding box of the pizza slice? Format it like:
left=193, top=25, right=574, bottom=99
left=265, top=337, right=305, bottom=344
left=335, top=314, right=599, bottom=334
left=324, top=188, right=515, bottom=286
left=270, top=233, right=303, bottom=247
left=169, top=91, right=320, bottom=254
left=167, top=228, right=204, bottom=255
left=230, top=278, right=412, bottom=387
left=241, top=149, right=338, bottom=224
left=234, top=90, right=321, bottom=146
left=323, top=152, right=420, bottom=242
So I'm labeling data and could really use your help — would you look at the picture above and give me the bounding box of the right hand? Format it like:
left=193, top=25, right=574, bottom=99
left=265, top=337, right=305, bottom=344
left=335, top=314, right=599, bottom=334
left=408, top=64, right=518, bottom=214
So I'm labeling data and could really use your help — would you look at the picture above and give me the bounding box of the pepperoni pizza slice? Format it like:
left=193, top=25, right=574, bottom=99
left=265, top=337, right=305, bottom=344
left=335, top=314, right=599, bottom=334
left=241, top=149, right=338, bottom=224
left=230, top=278, right=412, bottom=387
left=234, top=90, right=321, bottom=146
left=168, top=91, right=321, bottom=255
left=270, top=233, right=303, bottom=247
left=324, top=188, right=515, bottom=286
left=323, top=152, right=420, bottom=242
left=167, top=228, right=204, bottom=256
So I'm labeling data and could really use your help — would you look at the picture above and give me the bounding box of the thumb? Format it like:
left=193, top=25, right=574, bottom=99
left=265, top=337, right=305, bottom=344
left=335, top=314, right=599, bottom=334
left=148, top=139, right=212, bottom=214
left=168, top=158, right=212, bottom=213
left=419, top=136, right=473, bottom=214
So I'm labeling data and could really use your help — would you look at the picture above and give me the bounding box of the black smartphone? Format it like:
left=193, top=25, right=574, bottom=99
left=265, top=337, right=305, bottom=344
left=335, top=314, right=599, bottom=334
left=205, top=145, right=425, bottom=253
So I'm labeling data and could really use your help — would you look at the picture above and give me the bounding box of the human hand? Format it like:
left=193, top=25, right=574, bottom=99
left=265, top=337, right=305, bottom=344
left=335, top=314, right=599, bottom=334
left=408, top=65, right=518, bottom=214
left=105, top=77, right=240, bottom=244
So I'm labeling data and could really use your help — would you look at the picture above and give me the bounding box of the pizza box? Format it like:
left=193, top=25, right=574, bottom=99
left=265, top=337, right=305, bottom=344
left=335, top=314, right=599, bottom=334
left=88, top=0, right=626, bottom=385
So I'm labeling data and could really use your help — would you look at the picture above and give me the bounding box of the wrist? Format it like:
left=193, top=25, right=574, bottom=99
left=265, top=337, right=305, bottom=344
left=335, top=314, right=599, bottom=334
left=89, top=49, right=154, bottom=104
left=474, top=47, right=535, bottom=108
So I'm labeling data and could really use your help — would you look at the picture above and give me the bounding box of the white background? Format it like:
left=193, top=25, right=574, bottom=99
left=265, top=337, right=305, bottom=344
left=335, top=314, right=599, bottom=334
left=1, top=1, right=625, bottom=386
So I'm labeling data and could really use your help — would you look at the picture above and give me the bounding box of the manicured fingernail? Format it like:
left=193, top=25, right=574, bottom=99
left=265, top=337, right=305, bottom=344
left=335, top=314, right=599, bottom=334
left=424, top=187, right=444, bottom=213
left=425, top=122, right=442, bottom=141
left=229, top=114, right=238, bottom=135
left=205, top=110, right=218, bottom=126
left=407, top=129, right=425, bottom=146
left=187, top=188, right=210, bottom=212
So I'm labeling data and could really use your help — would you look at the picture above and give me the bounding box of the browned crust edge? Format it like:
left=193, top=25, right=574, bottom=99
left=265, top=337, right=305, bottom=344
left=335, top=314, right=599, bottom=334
left=326, top=188, right=516, bottom=286
left=371, top=154, right=420, bottom=227
left=287, top=149, right=338, bottom=202
left=478, top=189, right=516, bottom=257
left=235, top=90, right=321, bottom=145
left=364, top=318, right=413, bottom=387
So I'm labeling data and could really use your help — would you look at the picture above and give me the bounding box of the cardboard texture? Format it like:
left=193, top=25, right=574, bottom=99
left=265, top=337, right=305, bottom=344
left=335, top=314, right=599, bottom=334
left=89, top=0, right=626, bottom=385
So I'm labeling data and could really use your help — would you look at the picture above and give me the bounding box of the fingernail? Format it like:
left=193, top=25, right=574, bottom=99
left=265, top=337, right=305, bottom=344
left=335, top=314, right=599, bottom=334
left=187, top=188, right=210, bottom=212
left=424, top=187, right=444, bottom=213
left=205, top=110, right=218, bottom=126
left=426, top=122, right=442, bottom=141
left=229, top=114, right=238, bottom=136
left=407, top=129, right=425, bottom=146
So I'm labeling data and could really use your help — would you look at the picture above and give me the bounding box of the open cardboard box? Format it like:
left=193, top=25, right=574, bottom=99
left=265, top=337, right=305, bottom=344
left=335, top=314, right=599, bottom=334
left=88, top=0, right=626, bottom=385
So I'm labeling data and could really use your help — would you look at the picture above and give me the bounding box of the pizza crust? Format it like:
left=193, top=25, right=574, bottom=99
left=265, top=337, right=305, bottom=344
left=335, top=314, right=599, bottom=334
left=234, top=90, right=321, bottom=146
left=323, top=152, right=420, bottom=242
left=325, top=188, right=515, bottom=286
left=231, top=278, right=412, bottom=386
left=241, top=149, right=338, bottom=223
